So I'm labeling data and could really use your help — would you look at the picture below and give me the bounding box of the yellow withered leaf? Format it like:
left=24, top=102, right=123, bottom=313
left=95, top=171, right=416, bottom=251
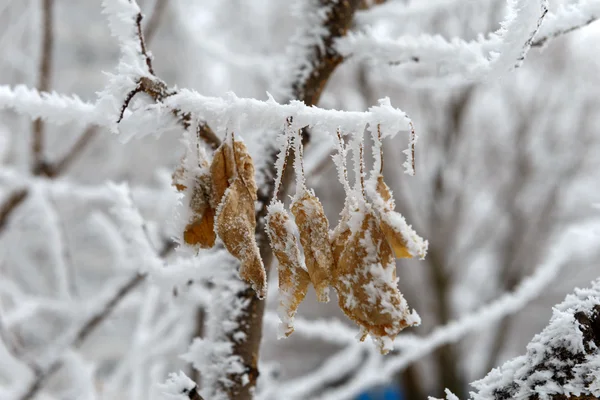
left=333, top=209, right=419, bottom=354
left=380, top=217, right=413, bottom=259
left=233, top=140, right=257, bottom=201
left=173, top=157, right=216, bottom=248
left=291, top=191, right=333, bottom=303
left=183, top=206, right=216, bottom=248
left=210, top=141, right=236, bottom=208
left=330, top=206, right=352, bottom=268
left=375, top=175, right=394, bottom=209
left=372, top=176, right=427, bottom=260
left=266, top=204, right=311, bottom=337
left=216, top=178, right=267, bottom=299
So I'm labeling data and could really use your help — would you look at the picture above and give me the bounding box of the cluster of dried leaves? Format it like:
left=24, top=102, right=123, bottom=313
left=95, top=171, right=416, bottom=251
left=173, top=133, right=267, bottom=299
left=172, top=122, right=427, bottom=352
left=265, top=128, right=427, bottom=353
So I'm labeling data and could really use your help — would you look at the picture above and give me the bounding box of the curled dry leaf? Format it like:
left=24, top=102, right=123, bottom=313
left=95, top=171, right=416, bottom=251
left=332, top=208, right=420, bottom=354
left=183, top=174, right=216, bottom=248
left=330, top=205, right=352, bottom=268
left=210, top=141, right=236, bottom=208
left=266, top=202, right=311, bottom=337
left=371, top=176, right=428, bottom=260
left=291, top=191, right=334, bottom=303
left=233, top=140, right=257, bottom=201
left=209, top=138, right=266, bottom=298
left=173, top=157, right=217, bottom=249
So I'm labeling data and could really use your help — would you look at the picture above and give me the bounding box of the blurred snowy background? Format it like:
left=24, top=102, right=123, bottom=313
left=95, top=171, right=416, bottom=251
left=1, top=0, right=599, bottom=399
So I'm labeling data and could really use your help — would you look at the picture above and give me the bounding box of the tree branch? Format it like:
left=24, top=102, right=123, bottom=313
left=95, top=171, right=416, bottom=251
left=0, top=188, right=28, bottom=233
left=144, top=0, right=167, bottom=44
left=217, top=1, right=361, bottom=399
left=16, top=240, right=174, bottom=400
left=31, top=0, right=54, bottom=176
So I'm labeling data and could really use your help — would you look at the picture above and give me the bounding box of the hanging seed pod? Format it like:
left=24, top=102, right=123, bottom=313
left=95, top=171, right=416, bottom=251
left=291, top=191, right=334, bottom=303
left=333, top=208, right=420, bottom=354
left=266, top=202, right=311, bottom=337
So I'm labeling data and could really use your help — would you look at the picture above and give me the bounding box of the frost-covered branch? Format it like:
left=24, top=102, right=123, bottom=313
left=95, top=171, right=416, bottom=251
left=277, top=0, right=362, bottom=104
left=188, top=1, right=363, bottom=399
left=267, top=227, right=600, bottom=400
left=532, top=0, right=600, bottom=48
left=0, top=188, right=28, bottom=233
left=435, top=277, right=600, bottom=400
left=13, top=234, right=174, bottom=400
left=337, top=0, right=600, bottom=82
left=31, top=0, right=54, bottom=175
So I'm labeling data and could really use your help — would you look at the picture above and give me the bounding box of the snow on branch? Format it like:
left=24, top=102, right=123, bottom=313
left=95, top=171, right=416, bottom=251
left=306, top=226, right=600, bottom=400
left=338, top=0, right=554, bottom=81
left=276, top=0, right=361, bottom=105
left=101, top=0, right=154, bottom=74
left=0, top=85, right=101, bottom=126
left=533, top=0, right=600, bottom=47
left=467, top=278, right=600, bottom=399
left=118, top=90, right=413, bottom=143
left=355, top=0, right=496, bottom=26
left=159, top=371, right=204, bottom=400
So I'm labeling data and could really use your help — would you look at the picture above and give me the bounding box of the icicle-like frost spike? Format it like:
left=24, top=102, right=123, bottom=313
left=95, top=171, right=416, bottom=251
left=215, top=178, right=267, bottom=299
left=211, top=134, right=266, bottom=298
left=266, top=202, right=311, bottom=338
left=330, top=129, right=355, bottom=280
left=270, top=119, right=293, bottom=204
left=333, top=208, right=420, bottom=354
left=290, top=129, right=333, bottom=303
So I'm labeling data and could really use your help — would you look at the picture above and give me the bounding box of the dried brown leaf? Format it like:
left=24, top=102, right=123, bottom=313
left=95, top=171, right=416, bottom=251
left=233, top=140, right=257, bottom=201
left=266, top=205, right=311, bottom=337
left=216, top=178, right=266, bottom=298
left=291, top=191, right=333, bottom=302
left=373, top=175, right=427, bottom=259
left=380, top=217, right=412, bottom=259
left=210, top=141, right=236, bottom=208
left=183, top=206, right=216, bottom=248
left=333, top=210, right=419, bottom=354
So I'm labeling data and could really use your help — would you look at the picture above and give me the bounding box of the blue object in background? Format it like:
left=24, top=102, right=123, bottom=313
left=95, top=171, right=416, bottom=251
left=356, top=384, right=404, bottom=400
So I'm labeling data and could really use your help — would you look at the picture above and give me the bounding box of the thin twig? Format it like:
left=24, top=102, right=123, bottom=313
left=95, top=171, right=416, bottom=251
left=144, top=0, right=167, bottom=44
left=223, top=2, right=362, bottom=398
left=50, top=126, right=98, bottom=176
left=358, top=0, right=388, bottom=10
left=31, top=0, right=54, bottom=176
left=532, top=16, right=598, bottom=47
left=17, top=240, right=175, bottom=400
left=186, top=385, right=205, bottom=400
left=135, top=13, right=154, bottom=75
left=0, top=189, right=28, bottom=233
left=48, top=8, right=166, bottom=176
